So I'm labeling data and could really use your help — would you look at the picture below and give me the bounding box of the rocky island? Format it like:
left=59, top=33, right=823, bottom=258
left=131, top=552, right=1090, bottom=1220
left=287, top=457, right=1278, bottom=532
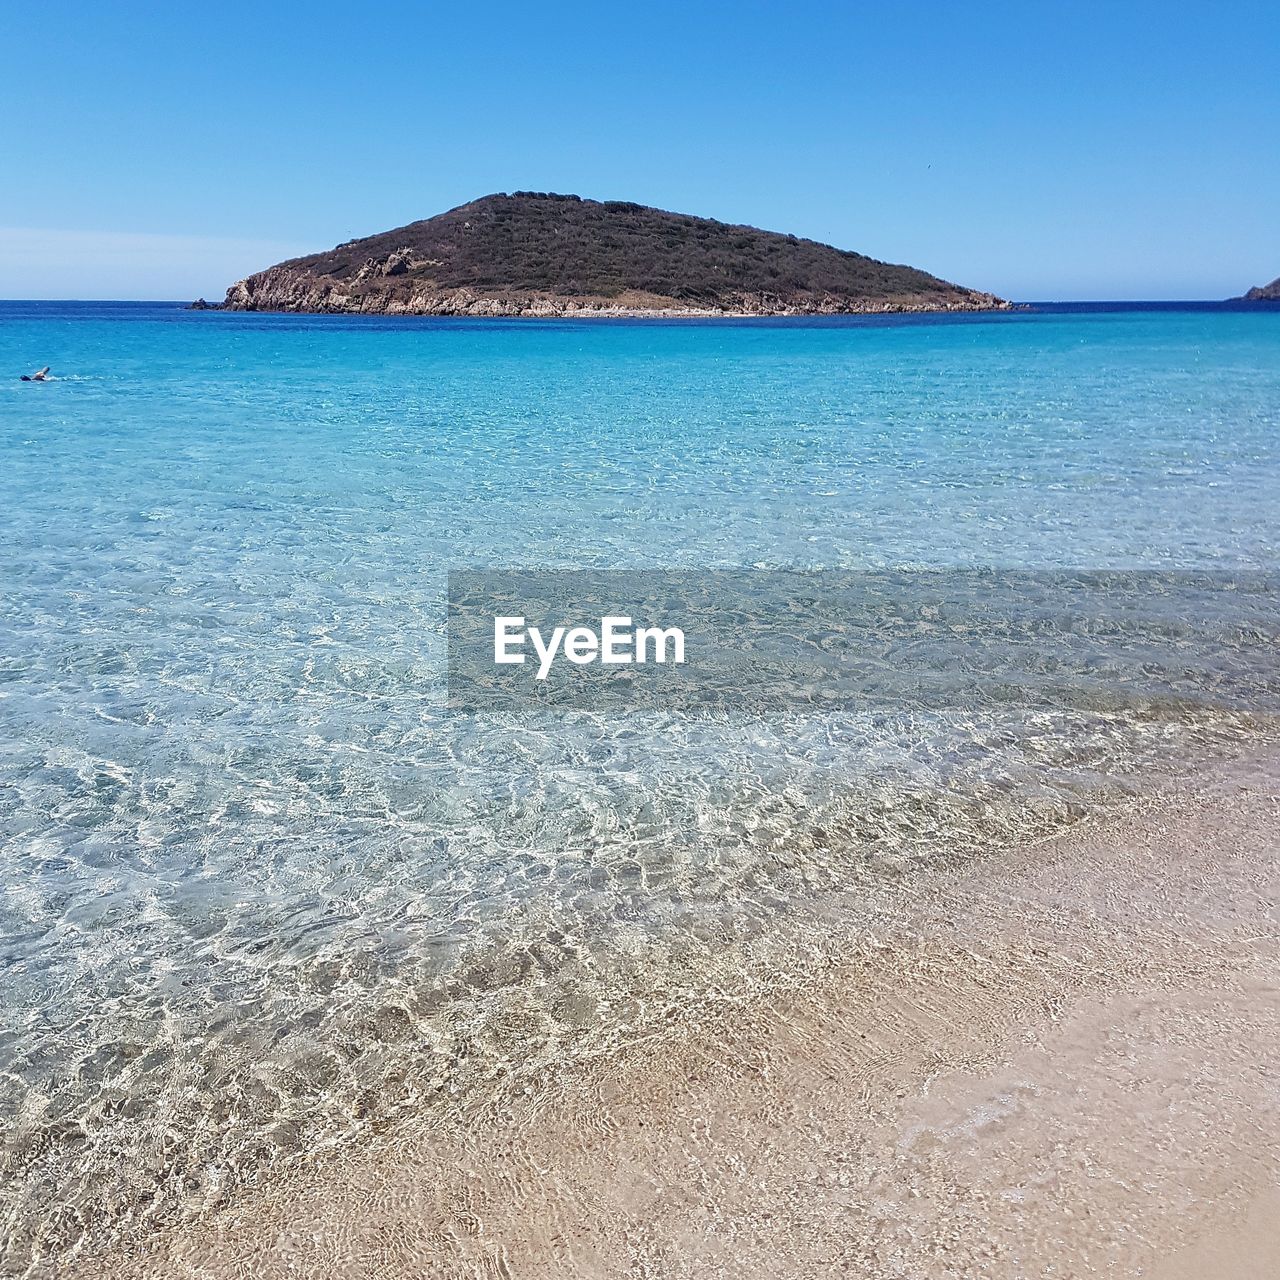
left=219, top=193, right=1008, bottom=317
left=1239, top=276, right=1280, bottom=301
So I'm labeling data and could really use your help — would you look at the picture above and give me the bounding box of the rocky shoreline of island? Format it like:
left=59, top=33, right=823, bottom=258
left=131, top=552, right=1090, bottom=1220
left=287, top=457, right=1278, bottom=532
left=215, top=272, right=1013, bottom=318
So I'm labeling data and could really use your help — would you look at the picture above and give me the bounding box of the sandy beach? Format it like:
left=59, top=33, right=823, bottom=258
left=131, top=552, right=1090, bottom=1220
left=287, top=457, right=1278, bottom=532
left=74, top=743, right=1278, bottom=1279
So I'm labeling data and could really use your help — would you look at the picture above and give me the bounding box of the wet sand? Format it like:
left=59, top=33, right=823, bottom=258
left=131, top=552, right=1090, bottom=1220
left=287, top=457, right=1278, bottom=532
left=87, top=746, right=1279, bottom=1279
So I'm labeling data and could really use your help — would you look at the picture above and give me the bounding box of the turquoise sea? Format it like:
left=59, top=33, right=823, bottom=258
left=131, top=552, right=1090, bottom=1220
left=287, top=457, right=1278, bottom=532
left=1, top=301, right=1278, bottom=1268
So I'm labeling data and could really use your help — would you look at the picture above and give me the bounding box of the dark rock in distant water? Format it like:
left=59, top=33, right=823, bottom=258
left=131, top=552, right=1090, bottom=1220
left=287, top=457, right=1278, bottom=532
left=187, top=298, right=212, bottom=310
left=219, top=193, right=1009, bottom=318
left=1238, top=277, right=1280, bottom=301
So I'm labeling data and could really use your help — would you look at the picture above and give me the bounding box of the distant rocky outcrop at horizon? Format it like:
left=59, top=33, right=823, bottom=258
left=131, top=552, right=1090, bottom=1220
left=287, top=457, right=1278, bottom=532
left=218, top=193, right=1009, bottom=318
left=1238, top=276, right=1280, bottom=301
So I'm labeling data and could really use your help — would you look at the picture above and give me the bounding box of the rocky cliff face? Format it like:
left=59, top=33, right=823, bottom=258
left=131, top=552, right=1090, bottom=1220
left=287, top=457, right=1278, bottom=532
left=220, top=193, right=1008, bottom=317
left=1240, top=277, right=1280, bottom=301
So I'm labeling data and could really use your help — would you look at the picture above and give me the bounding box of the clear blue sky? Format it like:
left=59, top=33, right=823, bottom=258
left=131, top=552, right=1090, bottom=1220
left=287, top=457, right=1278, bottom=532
left=2, top=1, right=1276, bottom=301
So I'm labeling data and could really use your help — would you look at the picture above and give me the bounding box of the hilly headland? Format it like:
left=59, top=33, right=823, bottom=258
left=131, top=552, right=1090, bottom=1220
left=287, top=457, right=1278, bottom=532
left=218, top=193, right=1009, bottom=317
left=1239, top=276, right=1280, bottom=301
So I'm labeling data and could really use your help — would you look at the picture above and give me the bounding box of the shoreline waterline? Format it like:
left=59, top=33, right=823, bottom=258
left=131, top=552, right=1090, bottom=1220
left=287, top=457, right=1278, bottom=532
left=62, top=738, right=1280, bottom=1279
left=4, top=705, right=1274, bottom=1273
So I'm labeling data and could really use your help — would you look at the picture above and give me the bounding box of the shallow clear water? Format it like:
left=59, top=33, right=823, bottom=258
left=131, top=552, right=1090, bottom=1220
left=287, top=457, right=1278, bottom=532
left=0, top=302, right=1277, bottom=1267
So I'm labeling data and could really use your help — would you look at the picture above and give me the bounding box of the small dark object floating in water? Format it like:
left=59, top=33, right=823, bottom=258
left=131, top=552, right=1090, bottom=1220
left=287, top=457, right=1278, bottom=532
left=20, top=366, right=50, bottom=381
